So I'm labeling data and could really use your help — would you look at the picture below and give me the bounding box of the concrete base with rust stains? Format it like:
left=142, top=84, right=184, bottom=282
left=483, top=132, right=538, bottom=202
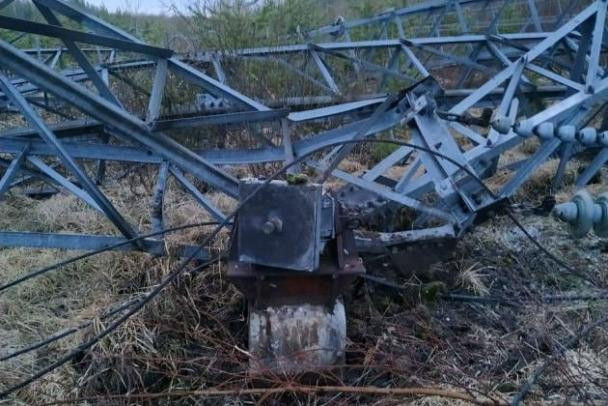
left=248, top=298, right=346, bottom=373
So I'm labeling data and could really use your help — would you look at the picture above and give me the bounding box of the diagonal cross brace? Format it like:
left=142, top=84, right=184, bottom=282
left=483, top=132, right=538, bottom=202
left=0, top=39, right=239, bottom=197
left=0, top=73, right=142, bottom=245
left=33, top=2, right=122, bottom=106
left=0, top=145, right=29, bottom=200
left=33, top=0, right=270, bottom=112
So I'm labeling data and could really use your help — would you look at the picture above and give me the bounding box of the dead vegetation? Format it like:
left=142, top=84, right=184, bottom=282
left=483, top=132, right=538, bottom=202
left=1, top=133, right=608, bottom=405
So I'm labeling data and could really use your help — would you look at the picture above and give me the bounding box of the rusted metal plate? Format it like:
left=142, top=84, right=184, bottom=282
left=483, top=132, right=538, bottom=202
left=228, top=223, right=364, bottom=307
left=237, top=180, right=323, bottom=272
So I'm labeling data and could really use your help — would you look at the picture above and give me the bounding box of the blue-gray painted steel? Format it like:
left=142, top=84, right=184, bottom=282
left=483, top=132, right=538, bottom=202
left=0, top=231, right=208, bottom=259
left=0, top=0, right=607, bottom=257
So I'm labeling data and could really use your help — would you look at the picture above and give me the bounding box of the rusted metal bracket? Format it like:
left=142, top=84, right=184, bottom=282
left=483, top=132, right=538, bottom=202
left=228, top=180, right=365, bottom=372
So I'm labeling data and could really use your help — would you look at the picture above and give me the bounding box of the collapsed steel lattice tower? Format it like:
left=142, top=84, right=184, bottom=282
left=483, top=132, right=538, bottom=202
left=1, top=0, right=608, bottom=372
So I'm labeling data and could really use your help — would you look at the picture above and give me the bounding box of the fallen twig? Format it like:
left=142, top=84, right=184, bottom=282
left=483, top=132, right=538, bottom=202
left=40, top=384, right=506, bottom=405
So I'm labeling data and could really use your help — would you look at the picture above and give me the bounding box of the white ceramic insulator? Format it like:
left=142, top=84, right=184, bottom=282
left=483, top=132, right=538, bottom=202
left=514, top=120, right=534, bottom=137
left=557, top=125, right=576, bottom=142
left=491, top=115, right=513, bottom=135
left=578, top=127, right=598, bottom=145
left=536, top=122, right=555, bottom=139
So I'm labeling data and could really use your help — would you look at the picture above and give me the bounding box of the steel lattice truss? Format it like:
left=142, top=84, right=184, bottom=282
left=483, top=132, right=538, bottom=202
left=0, top=0, right=607, bottom=259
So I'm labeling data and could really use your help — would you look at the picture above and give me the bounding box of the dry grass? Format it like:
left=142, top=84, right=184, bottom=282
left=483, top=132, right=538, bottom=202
left=485, top=143, right=586, bottom=204
left=338, top=159, right=366, bottom=174
left=0, top=164, right=233, bottom=403
left=456, top=261, right=491, bottom=295
left=2, top=176, right=608, bottom=405
left=2, top=127, right=608, bottom=405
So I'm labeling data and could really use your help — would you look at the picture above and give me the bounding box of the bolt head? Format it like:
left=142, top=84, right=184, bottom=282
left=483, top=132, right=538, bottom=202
left=261, top=221, right=275, bottom=234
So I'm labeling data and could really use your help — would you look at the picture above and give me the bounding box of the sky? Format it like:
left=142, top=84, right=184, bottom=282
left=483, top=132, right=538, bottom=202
left=84, top=0, right=190, bottom=15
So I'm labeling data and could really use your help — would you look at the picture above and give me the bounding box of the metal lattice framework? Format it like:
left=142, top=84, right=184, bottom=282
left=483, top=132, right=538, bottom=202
left=0, top=0, right=607, bottom=260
